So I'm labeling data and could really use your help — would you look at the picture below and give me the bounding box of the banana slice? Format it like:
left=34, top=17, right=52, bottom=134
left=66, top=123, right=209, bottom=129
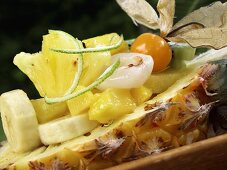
left=38, top=114, right=99, bottom=145
left=0, top=90, right=41, bottom=153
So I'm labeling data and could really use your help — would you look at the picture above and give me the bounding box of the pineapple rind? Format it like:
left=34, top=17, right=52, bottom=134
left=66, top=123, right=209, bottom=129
left=8, top=65, right=200, bottom=170
left=0, top=141, right=28, bottom=169
left=5, top=48, right=227, bottom=169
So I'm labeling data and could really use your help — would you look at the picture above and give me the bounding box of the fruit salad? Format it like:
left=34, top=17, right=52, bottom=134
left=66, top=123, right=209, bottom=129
left=0, top=0, right=227, bottom=169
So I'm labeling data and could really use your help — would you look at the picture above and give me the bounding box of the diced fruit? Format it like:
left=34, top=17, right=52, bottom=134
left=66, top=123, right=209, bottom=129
left=79, top=52, right=111, bottom=86
left=170, top=43, right=196, bottom=69
left=83, top=33, right=128, bottom=55
left=31, top=98, right=68, bottom=124
left=131, top=33, right=172, bottom=72
left=67, top=86, right=94, bottom=115
left=0, top=90, right=41, bottom=153
left=89, top=88, right=136, bottom=123
left=131, top=86, right=152, bottom=105
left=38, top=114, right=98, bottom=145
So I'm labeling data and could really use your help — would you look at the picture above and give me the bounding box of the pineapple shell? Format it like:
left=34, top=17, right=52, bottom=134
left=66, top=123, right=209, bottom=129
left=1, top=47, right=227, bottom=170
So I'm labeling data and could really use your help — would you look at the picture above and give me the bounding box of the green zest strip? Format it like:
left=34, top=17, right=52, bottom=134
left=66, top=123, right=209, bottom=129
left=64, top=39, right=84, bottom=95
left=50, top=35, right=124, bottom=54
left=45, top=59, right=120, bottom=104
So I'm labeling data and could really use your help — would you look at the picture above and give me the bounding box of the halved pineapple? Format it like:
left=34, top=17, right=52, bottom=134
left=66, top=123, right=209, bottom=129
left=1, top=55, right=226, bottom=169
left=0, top=61, right=219, bottom=170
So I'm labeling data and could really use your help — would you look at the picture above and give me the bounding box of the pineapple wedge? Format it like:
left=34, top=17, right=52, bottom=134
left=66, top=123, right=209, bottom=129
left=83, top=33, right=129, bottom=55
left=14, top=30, right=80, bottom=97
left=14, top=30, right=112, bottom=97
left=67, top=86, right=94, bottom=116
left=2, top=47, right=227, bottom=170
left=131, top=86, right=153, bottom=105
left=42, top=30, right=81, bottom=96
left=31, top=98, right=68, bottom=124
left=14, top=52, right=56, bottom=97
left=89, top=88, right=136, bottom=123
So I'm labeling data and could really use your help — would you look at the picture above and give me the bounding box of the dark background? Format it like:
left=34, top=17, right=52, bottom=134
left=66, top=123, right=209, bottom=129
left=0, top=0, right=222, bottom=140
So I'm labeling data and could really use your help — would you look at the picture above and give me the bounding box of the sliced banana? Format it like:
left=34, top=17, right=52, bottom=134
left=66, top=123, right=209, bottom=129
left=0, top=90, right=41, bottom=153
left=38, top=114, right=99, bottom=145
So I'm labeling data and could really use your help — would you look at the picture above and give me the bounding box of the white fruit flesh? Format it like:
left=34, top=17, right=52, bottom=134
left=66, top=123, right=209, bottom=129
left=38, top=114, right=99, bottom=145
left=0, top=90, right=41, bottom=153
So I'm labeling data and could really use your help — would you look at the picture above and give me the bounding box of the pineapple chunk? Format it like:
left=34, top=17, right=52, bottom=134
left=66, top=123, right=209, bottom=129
left=79, top=52, right=111, bottom=86
left=67, top=86, right=94, bottom=115
left=31, top=98, right=68, bottom=124
left=14, top=30, right=112, bottom=97
left=14, top=30, right=80, bottom=97
left=83, top=33, right=128, bottom=55
left=14, top=52, right=56, bottom=97
left=89, top=89, right=136, bottom=123
left=131, top=86, right=152, bottom=105
left=42, top=30, right=80, bottom=96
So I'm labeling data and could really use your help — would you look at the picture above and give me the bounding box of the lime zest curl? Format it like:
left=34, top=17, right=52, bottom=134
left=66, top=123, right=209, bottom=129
left=45, top=59, right=120, bottom=104
left=64, top=39, right=84, bottom=95
left=50, top=35, right=124, bottom=54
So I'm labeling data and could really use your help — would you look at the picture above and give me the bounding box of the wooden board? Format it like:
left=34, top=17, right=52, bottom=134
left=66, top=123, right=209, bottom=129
left=106, top=134, right=227, bottom=170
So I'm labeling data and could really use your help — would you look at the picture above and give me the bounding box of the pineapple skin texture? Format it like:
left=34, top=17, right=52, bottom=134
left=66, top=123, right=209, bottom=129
left=89, top=88, right=136, bottom=123
left=3, top=67, right=212, bottom=170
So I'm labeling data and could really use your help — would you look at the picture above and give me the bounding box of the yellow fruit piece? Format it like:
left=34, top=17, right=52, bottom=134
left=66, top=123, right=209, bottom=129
left=144, top=68, right=190, bottom=94
left=31, top=98, right=68, bottom=124
left=14, top=52, right=56, bottom=97
left=83, top=33, right=128, bottom=55
left=14, top=30, right=81, bottom=97
left=79, top=52, right=111, bottom=86
left=131, top=86, right=152, bottom=105
left=14, top=30, right=113, bottom=98
left=89, top=88, right=136, bottom=123
left=42, top=30, right=81, bottom=96
left=67, top=86, right=94, bottom=115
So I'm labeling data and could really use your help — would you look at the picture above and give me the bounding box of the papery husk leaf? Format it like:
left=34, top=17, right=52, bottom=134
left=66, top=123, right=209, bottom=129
left=116, top=0, right=159, bottom=29
left=171, top=1, right=227, bottom=32
left=167, top=23, right=204, bottom=38
left=168, top=27, right=227, bottom=49
left=157, top=0, right=175, bottom=37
